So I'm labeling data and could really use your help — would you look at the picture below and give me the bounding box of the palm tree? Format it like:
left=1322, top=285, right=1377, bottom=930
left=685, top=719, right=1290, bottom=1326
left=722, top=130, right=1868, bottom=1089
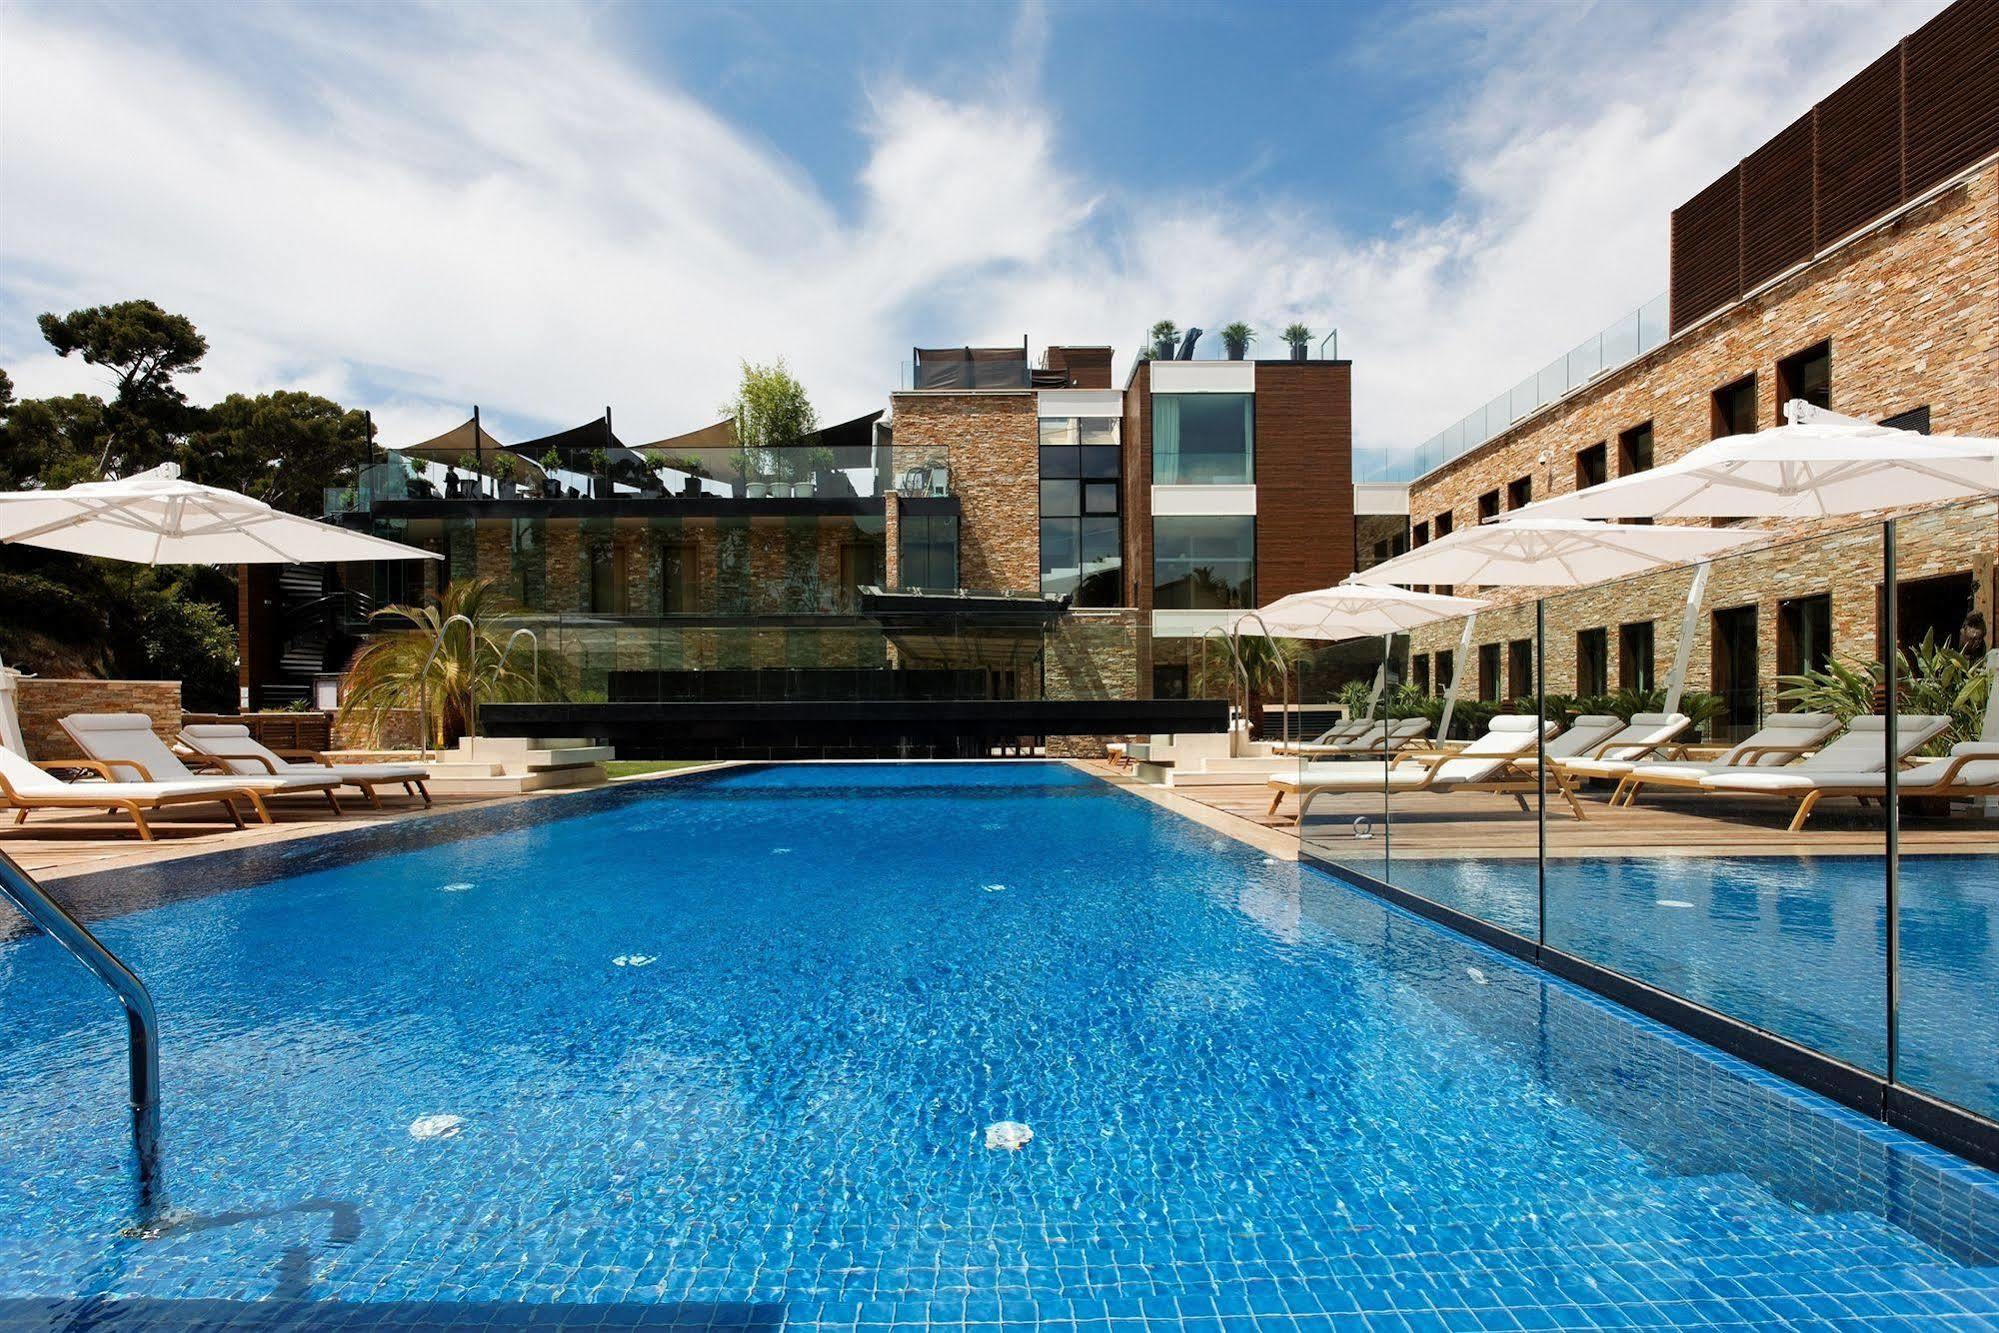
left=339, top=577, right=565, bottom=749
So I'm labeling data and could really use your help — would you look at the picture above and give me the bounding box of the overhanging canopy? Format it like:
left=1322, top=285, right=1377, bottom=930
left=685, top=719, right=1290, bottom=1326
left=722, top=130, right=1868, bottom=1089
left=392, top=417, right=540, bottom=480
left=1236, top=583, right=1488, bottom=642
left=1356, top=517, right=1769, bottom=588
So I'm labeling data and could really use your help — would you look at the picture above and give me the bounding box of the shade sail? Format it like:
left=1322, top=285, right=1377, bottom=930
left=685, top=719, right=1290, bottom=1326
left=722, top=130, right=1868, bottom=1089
left=0, top=464, right=439, bottom=564
left=1518, top=401, right=1999, bottom=521
left=1234, top=582, right=1488, bottom=642
left=1356, top=517, right=1769, bottom=588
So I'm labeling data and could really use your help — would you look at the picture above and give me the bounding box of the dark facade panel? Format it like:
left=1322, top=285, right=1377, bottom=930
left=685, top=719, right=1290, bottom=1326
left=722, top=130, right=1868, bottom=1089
left=1669, top=166, right=1742, bottom=330
left=1253, top=362, right=1355, bottom=605
left=1814, top=46, right=1907, bottom=247
left=1740, top=110, right=1817, bottom=291
left=1904, top=0, right=1999, bottom=195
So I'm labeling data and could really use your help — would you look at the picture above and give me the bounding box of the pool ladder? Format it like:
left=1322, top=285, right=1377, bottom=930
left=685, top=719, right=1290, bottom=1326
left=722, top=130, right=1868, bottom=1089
left=0, top=847, right=162, bottom=1219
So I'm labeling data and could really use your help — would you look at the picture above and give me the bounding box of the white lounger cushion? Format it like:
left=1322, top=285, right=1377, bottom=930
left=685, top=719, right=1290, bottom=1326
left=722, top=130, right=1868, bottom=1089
left=1700, top=741, right=1999, bottom=794
left=1692, top=714, right=1951, bottom=784
left=0, top=744, right=246, bottom=800
left=1606, top=712, right=1844, bottom=784
left=63, top=714, right=338, bottom=793
left=180, top=724, right=427, bottom=782
left=1272, top=715, right=1551, bottom=792
left=1550, top=714, right=1688, bottom=776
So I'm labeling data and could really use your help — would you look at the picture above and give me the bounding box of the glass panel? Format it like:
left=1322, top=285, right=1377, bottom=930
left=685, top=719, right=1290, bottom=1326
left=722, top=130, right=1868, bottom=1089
left=1039, top=518, right=1080, bottom=597
left=1153, top=394, right=1253, bottom=485
left=1292, top=636, right=1394, bottom=885
left=1081, top=445, right=1121, bottom=478
left=1540, top=518, right=1891, bottom=1076
left=1077, top=518, right=1122, bottom=607
left=1153, top=516, right=1254, bottom=610
left=1040, top=480, right=1080, bottom=517
left=1077, top=419, right=1118, bottom=448
left=1083, top=482, right=1118, bottom=516
left=1386, top=609, right=1542, bottom=937
left=1040, top=446, right=1081, bottom=478
left=1892, top=495, right=1998, bottom=1121
left=1038, top=418, right=1077, bottom=447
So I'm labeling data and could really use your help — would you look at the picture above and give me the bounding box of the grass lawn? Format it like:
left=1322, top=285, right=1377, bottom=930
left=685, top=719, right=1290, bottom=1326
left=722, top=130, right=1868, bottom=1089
left=604, top=760, right=712, bottom=780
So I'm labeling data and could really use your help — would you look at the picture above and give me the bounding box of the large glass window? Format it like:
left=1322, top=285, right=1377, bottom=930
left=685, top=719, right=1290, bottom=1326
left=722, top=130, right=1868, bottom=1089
left=1152, top=393, right=1253, bottom=485
left=898, top=513, right=958, bottom=591
left=1040, top=417, right=1123, bottom=606
left=1153, top=515, right=1254, bottom=609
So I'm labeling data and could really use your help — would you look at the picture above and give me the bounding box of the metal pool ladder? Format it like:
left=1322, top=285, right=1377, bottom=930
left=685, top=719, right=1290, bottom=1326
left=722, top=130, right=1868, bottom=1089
left=0, top=847, right=163, bottom=1219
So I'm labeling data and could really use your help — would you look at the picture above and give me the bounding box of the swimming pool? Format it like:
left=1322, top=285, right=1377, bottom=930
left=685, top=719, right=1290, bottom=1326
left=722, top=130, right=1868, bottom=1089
left=2, top=763, right=1995, bottom=1329
left=1382, top=852, right=1999, bottom=1120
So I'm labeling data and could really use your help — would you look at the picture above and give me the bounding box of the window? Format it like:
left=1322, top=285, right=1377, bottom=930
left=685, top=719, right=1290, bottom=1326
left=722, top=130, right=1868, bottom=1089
left=587, top=543, right=625, bottom=613
left=1507, top=638, right=1534, bottom=701
left=1478, top=643, right=1502, bottom=701
left=1039, top=417, right=1123, bottom=606
left=1619, top=621, right=1655, bottom=692
left=1413, top=654, right=1431, bottom=695
left=1618, top=422, right=1654, bottom=475
left=1153, top=515, right=1254, bottom=609
left=1882, top=405, right=1930, bottom=434
left=1712, top=373, right=1757, bottom=438
left=1153, top=393, right=1253, bottom=485
left=899, top=513, right=958, bottom=590
left=1575, top=442, right=1607, bottom=492
left=660, top=542, right=699, bottom=613
left=1153, top=664, right=1189, bottom=699
left=1477, top=490, right=1500, bottom=522
left=1431, top=511, right=1455, bottom=595
left=1776, top=341, right=1830, bottom=414
left=1576, top=628, right=1608, bottom=696
left=837, top=542, right=879, bottom=613
left=1507, top=475, right=1532, bottom=510
left=1777, top=593, right=1832, bottom=696
left=1412, top=520, right=1429, bottom=548
left=1711, top=604, right=1760, bottom=741
left=1435, top=649, right=1454, bottom=697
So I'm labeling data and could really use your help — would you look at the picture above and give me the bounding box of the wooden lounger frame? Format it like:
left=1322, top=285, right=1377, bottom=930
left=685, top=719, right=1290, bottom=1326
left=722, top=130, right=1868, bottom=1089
left=183, top=743, right=431, bottom=810
left=1268, top=748, right=1588, bottom=823
left=0, top=760, right=260, bottom=841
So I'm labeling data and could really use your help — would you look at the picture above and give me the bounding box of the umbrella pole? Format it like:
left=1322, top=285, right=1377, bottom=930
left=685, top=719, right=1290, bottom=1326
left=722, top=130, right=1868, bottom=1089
left=1439, top=614, right=1478, bottom=742
left=1663, top=562, right=1712, bottom=718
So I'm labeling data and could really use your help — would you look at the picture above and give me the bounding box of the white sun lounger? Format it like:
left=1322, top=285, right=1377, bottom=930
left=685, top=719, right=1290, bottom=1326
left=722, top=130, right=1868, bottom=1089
left=1547, top=712, right=1693, bottom=788
left=62, top=713, right=346, bottom=819
left=1690, top=714, right=1955, bottom=830
left=1271, top=716, right=1374, bottom=756
left=180, top=724, right=431, bottom=809
left=1275, top=716, right=1431, bottom=759
left=1608, top=711, right=1843, bottom=806
left=1267, top=715, right=1567, bottom=822
left=0, top=742, right=258, bottom=840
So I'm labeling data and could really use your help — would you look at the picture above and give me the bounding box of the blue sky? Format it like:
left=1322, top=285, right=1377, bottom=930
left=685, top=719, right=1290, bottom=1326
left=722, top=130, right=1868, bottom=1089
left=0, top=0, right=1943, bottom=461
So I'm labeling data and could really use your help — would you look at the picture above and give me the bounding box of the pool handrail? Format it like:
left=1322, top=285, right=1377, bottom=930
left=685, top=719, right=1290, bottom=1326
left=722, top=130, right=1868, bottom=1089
left=416, top=613, right=476, bottom=761
left=0, top=846, right=162, bottom=1221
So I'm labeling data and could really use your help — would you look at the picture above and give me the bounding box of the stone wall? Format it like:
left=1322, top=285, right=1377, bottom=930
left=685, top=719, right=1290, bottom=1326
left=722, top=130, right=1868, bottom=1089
left=1405, top=159, right=1999, bottom=686
left=13, top=678, right=182, bottom=762
left=1042, top=608, right=1141, bottom=757
left=889, top=392, right=1039, bottom=593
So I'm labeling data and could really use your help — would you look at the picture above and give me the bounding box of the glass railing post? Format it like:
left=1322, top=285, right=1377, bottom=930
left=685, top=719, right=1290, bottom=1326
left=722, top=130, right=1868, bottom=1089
left=1883, top=517, right=1900, bottom=1088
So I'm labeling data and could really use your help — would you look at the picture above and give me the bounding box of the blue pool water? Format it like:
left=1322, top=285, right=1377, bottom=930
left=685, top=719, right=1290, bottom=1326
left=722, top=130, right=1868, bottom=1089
left=2, top=763, right=1997, bottom=1330
left=1381, top=852, right=1999, bottom=1119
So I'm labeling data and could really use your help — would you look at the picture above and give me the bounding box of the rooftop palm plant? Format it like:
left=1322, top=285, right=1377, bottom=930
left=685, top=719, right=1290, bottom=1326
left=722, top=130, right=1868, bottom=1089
left=339, top=577, right=566, bottom=750
left=1220, top=322, right=1254, bottom=360
left=1149, top=320, right=1180, bottom=359
left=1282, top=323, right=1312, bottom=360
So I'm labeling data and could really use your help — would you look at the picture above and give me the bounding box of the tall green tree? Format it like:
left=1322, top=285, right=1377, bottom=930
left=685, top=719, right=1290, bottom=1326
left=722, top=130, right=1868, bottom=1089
left=183, top=390, right=368, bottom=515
left=724, top=358, right=818, bottom=485
left=37, top=299, right=207, bottom=476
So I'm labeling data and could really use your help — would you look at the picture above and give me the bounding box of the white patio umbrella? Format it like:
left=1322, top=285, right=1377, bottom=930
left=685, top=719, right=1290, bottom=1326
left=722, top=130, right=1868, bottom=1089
left=1517, top=401, right=1999, bottom=522
left=1352, top=517, right=1772, bottom=719
left=1234, top=583, right=1491, bottom=741
left=1354, top=516, right=1768, bottom=589
left=0, top=463, right=440, bottom=564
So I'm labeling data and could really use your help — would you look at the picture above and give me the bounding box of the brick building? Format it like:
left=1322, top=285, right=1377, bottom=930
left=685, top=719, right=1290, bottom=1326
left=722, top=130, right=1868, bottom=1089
left=1381, top=0, right=1999, bottom=734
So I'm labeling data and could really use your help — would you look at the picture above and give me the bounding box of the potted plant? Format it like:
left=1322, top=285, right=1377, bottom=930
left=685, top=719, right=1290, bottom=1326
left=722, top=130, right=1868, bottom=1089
left=1283, top=323, right=1312, bottom=362
left=538, top=447, right=564, bottom=497
left=586, top=447, right=611, bottom=498
left=1150, top=319, right=1180, bottom=360
left=488, top=451, right=520, bottom=498
left=1221, top=322, right=1254, bottom=361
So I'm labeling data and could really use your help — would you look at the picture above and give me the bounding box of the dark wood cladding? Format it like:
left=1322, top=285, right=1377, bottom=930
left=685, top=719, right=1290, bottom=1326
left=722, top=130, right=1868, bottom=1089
left=1668, top=0, right=1999, bottom=332
left=1122, top=362, right=1152, bottom=616
left=1253, top=362, right=1354, bottom=604
left=1905, top=0, right=1999, bottom=189
left=1740, top=111, right=1816, bottom=292
left=1815, top=48, right=1905, bottom=246
left=1043, top=345, right=1114, bottom=388
left=1670, top=167, right=1742, bottom=331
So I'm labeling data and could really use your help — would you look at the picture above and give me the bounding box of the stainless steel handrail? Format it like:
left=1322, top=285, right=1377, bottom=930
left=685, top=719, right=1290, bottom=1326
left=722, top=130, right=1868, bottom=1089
left=415, top=613, right=475, bottom=762
left=0, top=847, right=162, bottom=1220
left=481, top=628, right=541, bottom=741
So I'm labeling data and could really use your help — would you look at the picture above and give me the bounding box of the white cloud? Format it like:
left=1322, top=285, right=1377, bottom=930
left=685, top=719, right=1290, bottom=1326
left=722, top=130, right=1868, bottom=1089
left=0, top=0, right=1945, bottom=462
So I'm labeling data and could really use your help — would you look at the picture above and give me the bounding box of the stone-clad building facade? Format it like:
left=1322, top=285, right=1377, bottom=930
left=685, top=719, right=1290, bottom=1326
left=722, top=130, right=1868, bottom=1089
left=1398, top=152, right=1999, bottom=724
